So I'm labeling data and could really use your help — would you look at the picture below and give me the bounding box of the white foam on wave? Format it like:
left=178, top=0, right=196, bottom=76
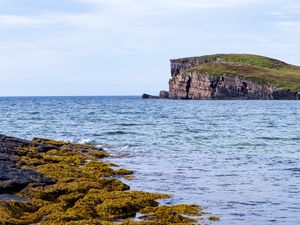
left=78, top=138, right=93, bottom=144
left=68, top=137, right=132, bottom=152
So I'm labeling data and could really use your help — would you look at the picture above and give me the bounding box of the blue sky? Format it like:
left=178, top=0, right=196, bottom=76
left=0, top=0, right=299, bottom=96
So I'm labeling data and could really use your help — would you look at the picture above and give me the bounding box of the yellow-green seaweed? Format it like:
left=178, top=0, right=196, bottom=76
left=0, top=138, right=216, bottom=225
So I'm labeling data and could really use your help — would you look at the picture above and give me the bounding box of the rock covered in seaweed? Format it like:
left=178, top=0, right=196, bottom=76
left=0, top=134, right=217, bottom=224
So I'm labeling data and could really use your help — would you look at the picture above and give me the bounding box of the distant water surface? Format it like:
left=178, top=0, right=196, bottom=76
left=0, top=96, right=299, bottom=224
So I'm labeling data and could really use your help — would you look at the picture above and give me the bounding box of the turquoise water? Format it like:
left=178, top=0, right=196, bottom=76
left=0, top=96, right=299, bottom=224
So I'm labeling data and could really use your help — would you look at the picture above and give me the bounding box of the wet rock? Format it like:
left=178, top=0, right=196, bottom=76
left=96, top=145, right=104, bottom=151
left=0, top=194, right=29, bottom=202
left=0, top=162, right=54, bottom=194
left=0, top=135, right=31, bottom=154
left=159, top=90, right=169, bottom=98
left=37, top=144, right=59, bottom=153
left=0, top=134, right=55, bottom=194
left=0, top=135, right=210, bottom=224
left=142, top=94, right=159, bottom=99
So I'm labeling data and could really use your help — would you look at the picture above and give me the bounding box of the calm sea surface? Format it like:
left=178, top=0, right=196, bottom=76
left=0, top=96, right=299, bottom=224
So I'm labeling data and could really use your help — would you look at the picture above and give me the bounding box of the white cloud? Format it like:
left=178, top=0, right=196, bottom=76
left=52, top=13, right=114, bottom=28
left=283, top=3, right=300, bottom=13
left=0, top=15, right=48, bottom=27
left=81, top=0, right=264, bottom=9
left=275, top=20, right=300, bottom=31
left=1, top=0, right=300, bottom=96
left=0, top=0, right=276, bottom=29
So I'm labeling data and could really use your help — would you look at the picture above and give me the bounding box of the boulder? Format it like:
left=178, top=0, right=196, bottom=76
left=0, top=134, right=55, bottom=194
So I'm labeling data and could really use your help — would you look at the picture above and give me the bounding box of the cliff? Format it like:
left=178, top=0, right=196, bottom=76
left=165, top=54, right=300, bottom=100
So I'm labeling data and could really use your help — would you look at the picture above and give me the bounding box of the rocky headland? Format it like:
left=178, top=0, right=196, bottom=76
left=146, top=54, right=300, bottom=100
left=0, top=134, right=218, bottom=224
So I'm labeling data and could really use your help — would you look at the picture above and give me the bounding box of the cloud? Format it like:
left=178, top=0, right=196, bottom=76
left=268, top=2, right=300, bottom=33
left=0, top=0, right=276, bottom=29
left=80, top=0, right=264, bottom=9
left=0, top=0, right=300, bottom=96
left=0, top=14, right=48, bottom=27
left=283, top=3, right=300, bottom=13
left=275, top=20, right=300, bottom=31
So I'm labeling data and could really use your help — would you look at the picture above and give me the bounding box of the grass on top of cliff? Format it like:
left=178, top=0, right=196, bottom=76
left=179, top=54, right=300, bottom=91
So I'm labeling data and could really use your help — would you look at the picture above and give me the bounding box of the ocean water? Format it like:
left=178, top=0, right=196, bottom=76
left=0, top=96, right=299, bottom=224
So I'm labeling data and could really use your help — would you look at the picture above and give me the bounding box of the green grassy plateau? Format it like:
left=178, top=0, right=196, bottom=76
left=179, top=54, right=300, bottom=91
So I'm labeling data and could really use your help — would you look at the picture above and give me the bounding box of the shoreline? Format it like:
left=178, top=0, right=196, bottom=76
left=0, top=134, right=219, bottom=224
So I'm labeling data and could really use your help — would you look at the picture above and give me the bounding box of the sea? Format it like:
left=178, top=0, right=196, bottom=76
left=0, top=96, right=299, bottom=225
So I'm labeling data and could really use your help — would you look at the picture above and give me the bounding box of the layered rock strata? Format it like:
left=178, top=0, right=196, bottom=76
left=168, top=73, right=300, bottom=100
left=165, top=56, right=300, bottom=100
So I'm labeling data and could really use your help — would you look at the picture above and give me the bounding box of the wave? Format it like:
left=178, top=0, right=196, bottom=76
left=103, top=131, right=139, bottom=135
left=257, top=137, right=300, bottom=141
left=28, top=111, right=40, bottom=115
left=67, top=138, right=132, bottom=151
left=117, top=123, right=139, bottom=127
left=105, top=131, right=127, bottom=135
left=78, top=138, right=97, bottom=145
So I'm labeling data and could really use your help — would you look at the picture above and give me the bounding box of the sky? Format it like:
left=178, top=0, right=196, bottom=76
left=0, top=0, right=300, bottom=96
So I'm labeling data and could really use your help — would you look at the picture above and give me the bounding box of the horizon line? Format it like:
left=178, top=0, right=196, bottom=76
left=0, top=95, right=143, bottom=98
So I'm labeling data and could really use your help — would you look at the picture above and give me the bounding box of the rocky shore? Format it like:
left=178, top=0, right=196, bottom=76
left=0, top=135, right=54, bottom=196
left=0, top=134, right=218, bottom=224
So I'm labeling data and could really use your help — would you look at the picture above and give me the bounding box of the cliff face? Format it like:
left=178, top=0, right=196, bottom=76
left=171, top=57, right=219, bottom=77
left=166, top=54, right=300, bottom=100
left=169, top=73, right=300, bottom=100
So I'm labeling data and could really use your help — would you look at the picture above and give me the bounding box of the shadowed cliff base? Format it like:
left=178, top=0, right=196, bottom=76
left=0, top=134, right=219, bottom=224
left=147, top=54, right=300, bottom=100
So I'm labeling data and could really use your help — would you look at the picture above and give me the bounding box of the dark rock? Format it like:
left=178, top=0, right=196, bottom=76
left=142, top=94, right=159, bottom=99
left=0, top=134, right=32, bottom=154
left=97, top=146, right=104, bottom=151
left=37, top=144, right=59, bottom=152
left=159, top=90, right=169, bottom=98
left=0, top=194, right=29, bottom=202
left=0, top=134, right=55, bottom=195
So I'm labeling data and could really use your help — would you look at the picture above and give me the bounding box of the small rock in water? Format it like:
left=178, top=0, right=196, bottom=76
left=159, top=90, right=169, bottom=98
left=142, top=94, right=159, bottom=99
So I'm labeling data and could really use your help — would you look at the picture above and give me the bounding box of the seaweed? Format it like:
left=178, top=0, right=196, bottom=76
left=0, top=138, right=217, bottom=224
